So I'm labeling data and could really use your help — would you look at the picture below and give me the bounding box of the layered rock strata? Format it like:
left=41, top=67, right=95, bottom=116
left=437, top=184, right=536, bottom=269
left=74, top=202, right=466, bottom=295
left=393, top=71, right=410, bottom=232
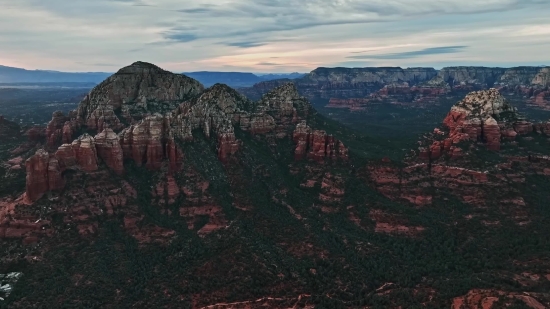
left=237, top=66, right=550, bottom=110
left=420, top=89, right=539, bottom=158
left=292, top=121, right=348, bottom=162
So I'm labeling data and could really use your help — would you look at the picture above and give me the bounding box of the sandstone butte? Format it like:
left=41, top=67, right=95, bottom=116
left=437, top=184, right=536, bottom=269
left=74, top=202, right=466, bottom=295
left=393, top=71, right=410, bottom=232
left=419, top=88, right=547, bottom=159
left=368, top=88, right=550, bottom=209
left=20, top=62, right=349, bottom=205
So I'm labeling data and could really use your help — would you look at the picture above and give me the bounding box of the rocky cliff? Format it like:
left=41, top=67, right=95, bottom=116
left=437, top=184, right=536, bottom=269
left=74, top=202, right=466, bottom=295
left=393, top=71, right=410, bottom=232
left=239, top=66, right=550, bottom=111
left=21, top=64, right=347, bottom=203
left=421, top=88, right=533, bottom=158
left=371, top=66, right=550, bottom=109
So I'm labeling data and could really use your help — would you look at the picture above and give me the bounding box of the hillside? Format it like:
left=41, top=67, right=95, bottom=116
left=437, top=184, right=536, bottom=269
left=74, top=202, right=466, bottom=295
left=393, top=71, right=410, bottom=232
left=0, top=62, right=549, bottom=308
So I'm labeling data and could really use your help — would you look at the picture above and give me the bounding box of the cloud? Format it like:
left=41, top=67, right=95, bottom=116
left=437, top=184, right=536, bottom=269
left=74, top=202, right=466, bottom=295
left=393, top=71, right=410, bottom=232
left=176, top=8, right=211, bottom=13
left=256, top=62, right=281, bottom=65
left=224, top=41, right=266, bottom=48
left=348, top=46, right=468, bottom=59
left=0, top=0, right=548, bottom=72
left=162, top=33, right=198, bottom=43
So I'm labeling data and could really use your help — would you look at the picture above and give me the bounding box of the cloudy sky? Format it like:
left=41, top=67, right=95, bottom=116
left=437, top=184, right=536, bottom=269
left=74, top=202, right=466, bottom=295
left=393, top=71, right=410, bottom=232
left=0, top=0, right=548, bottom=73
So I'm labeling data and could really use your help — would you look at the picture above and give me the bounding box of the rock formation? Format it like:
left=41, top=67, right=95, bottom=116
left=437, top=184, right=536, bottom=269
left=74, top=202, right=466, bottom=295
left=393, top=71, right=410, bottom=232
left=237, top=78, right=294, bottom=101
left=238, top=66, right=550, bottom=110
left=25, top=149, right=52, bottom=201
left=119, top=114, right=168, bottom=169
left=20, top=65, right=339, bottom=202
left=419, top=89, right=534, bottom=157
left=76, top=61, right=204, bottom=128
left=45, top=111, right=70, bottom=149
left=25, top=133, right=104, bottom=201
left=292, top=121, right=348, bottom=162
left=94, top=128, right=124, bottom=175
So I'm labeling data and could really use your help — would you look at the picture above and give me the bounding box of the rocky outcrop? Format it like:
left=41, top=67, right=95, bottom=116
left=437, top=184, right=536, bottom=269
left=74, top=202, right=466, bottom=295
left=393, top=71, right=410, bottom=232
left=237, top=78, right=293, bottom=101
left=24, top=149, right=69, bottom=202
left=292, top=121, right=348, bottom=162
left=451, top=289, right=548, bottom=309
left=257, top=82, right=310, bottom=137
left=94, top=128, right=124, bottom=175
left=86, top=105, right=124, bottom=132
left=45, top=111, right=70, bottom=149
left=217, top=133, right=240, bottom=162
left=25, top=149, right=52, bottom=201
left=76, top=61, right=204, bottom=128
left=25, top=133, right=105, bottom=201
left=528, top=89, right=550, bottom=110
left=169, top=83, right=309, bottom=161
left=426, top=89, right=528, bottom=155
left=43, top=111, right=80, bottom=150
left=119, top=114, right=167, bottom=169
left=20, top=66, right=328, bottom=203
left=71, top=134, right=99, bottom=172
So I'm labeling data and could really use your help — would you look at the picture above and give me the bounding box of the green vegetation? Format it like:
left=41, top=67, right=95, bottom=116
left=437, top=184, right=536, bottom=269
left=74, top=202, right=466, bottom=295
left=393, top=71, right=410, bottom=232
left=1, top=92, right=550, bottom=308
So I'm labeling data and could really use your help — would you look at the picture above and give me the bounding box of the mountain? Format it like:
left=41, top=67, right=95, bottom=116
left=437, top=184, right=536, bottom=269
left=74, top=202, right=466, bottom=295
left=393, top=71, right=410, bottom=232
left=256, top=72, right=305, bottom=80
left=238, top=66, right=550, bottom=110
left=0, top=65, right=111, bottom=84
left=182, top=71, right=305, bottom=88
left=1, top=62, right=550, bottom=308
left=0, top=64, right=304, bottom=87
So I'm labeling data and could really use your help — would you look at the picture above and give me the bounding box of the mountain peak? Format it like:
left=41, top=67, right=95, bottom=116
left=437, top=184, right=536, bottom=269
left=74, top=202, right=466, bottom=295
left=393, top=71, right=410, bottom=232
left=75, top=62, right=204, bottom=129
left=115, top=61, right=168, bottom=75
left=450, top=88, right=513, bottom=120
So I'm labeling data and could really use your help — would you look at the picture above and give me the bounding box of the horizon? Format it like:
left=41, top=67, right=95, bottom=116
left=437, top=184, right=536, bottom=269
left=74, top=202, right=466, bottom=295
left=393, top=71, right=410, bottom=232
left=0, top=0, right=549, bottom=73
left=1, top=62, right=550, bottom=75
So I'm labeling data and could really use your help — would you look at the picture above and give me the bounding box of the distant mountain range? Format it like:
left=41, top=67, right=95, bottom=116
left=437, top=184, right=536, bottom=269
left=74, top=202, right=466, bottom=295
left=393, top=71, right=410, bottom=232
left=0, top=65, right=111, bottom=84
left=0, top=64, right=305, bottom=87
left=182, top=71, right=305, bottom=87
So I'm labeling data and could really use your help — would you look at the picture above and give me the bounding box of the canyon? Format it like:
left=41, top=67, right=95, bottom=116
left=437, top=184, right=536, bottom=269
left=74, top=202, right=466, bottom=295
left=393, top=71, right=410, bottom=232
left=1, top=62, right=549, bottom=308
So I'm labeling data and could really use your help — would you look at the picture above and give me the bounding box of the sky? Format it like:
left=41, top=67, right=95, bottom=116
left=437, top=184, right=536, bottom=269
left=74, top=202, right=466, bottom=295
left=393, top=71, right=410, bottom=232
left=0, top=0, right=549, bottom=73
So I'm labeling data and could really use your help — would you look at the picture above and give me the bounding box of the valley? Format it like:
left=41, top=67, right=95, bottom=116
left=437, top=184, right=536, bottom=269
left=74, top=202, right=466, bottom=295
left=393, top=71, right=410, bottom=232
left=0, top=62, right=549, bottom=308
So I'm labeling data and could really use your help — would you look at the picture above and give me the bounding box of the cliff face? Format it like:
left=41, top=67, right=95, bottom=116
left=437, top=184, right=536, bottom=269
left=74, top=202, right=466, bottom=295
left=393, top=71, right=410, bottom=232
left=297, top=67, right=438, bottom=100
left=302, top=67, right=438, bottom=85
left=239, top=66, right=550, bottom=111
left=432, top=66, right=507, bottom=89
